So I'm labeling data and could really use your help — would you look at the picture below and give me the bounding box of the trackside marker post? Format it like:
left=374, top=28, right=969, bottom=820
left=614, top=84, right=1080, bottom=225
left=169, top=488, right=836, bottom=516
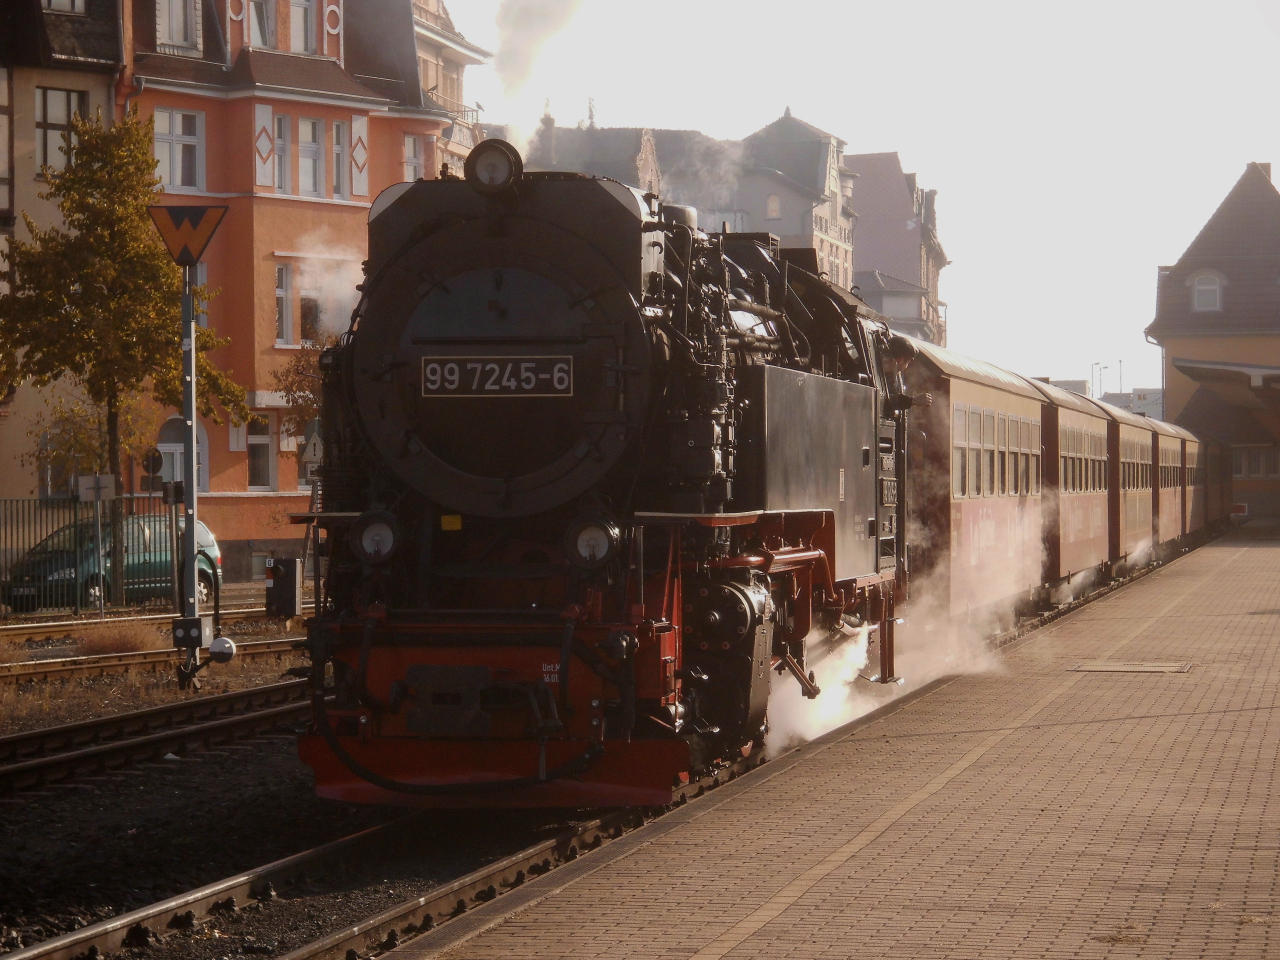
left=148, top=205, right=229, bottom=686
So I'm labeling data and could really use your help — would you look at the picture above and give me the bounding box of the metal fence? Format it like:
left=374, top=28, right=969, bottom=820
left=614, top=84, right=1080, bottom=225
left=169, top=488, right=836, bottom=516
left=0, top=496, right=182, bottom=619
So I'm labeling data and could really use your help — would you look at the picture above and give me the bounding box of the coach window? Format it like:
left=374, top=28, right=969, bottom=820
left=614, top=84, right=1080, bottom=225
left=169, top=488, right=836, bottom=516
left=1019, top=420, right=1031, bottom=495
left=1032, top=420, right=1041, bottom=495
left=952, top=404, right=967, bottom=498
left=1008, top=417, right=1019, bottom=495
left=968, top=408, right=982, bottom=498
left=983, top=411, right=996, bottom=496
left=997, top=414, right=1008, bottom=495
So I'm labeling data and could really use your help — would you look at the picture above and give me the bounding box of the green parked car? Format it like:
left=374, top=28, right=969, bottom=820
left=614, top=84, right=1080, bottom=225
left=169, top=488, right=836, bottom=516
left=1, top=515, right=222, bottom=613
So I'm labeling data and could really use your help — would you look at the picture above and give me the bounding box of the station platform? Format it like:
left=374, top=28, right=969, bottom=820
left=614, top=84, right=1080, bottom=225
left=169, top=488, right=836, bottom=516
left=397, top=524, right=1280, bottom=959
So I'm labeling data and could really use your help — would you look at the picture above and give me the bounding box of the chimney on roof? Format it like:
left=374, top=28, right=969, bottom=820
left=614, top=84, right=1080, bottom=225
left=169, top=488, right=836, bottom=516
left=1260, top=163, right=1272, bottom=181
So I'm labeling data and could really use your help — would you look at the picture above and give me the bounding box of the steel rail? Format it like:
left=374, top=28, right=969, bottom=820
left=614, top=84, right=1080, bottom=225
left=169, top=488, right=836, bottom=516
left=1, top=819, right=408, bottom=960
left=0, top=636, right=305, bottom=683
left=3, top=752, right=764, bottom=960
left=277, top=755, right=763, bottom=960
left=0, top=680, right=309, bottom=792
left=0, top=604, right=314, bottom=643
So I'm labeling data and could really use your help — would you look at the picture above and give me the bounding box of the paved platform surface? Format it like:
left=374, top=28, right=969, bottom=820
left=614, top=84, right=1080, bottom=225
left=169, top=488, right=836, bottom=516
left=398, top=525, right=1280, bottom=959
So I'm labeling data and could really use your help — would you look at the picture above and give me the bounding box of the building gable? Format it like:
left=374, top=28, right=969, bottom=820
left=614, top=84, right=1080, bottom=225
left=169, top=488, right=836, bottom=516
left=1149, top=162, right=1280, bottom=339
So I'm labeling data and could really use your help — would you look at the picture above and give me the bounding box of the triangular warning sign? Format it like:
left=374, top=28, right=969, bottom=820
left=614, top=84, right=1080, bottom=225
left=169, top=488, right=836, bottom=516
left=148, top=205, right=229, bottom=266
left=301, top=434, right=324, bottom=463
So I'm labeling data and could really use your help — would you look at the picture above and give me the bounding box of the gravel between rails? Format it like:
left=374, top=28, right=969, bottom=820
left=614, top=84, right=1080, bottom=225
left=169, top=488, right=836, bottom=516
left=0, top=729, right=404, bottom=954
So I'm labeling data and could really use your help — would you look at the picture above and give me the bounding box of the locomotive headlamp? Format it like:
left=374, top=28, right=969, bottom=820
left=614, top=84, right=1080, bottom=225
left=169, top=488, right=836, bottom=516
left=464, top=139, right=523, bottom=194
left=564, top=515, right=620, bottom=570
left=348, top=510, right=400, bottom=564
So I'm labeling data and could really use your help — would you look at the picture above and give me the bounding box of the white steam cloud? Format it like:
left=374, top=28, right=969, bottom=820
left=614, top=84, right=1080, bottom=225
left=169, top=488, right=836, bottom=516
left=292, top=228, right=365, bottom=337
left=764, top=576, right=1006, bottom=758
left=494, top=0, right=584, bottom=95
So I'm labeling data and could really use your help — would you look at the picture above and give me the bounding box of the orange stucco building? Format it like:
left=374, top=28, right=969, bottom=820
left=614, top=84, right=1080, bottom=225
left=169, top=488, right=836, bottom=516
left=1, top=0, right=488, bottom=578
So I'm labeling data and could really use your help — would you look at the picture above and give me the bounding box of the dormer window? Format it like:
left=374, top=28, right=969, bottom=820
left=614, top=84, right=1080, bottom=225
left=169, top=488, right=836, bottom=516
left=157, top=0, right=201, bottom=54
left=291, top=0, right=316, bottom=53
left=250, top=0, right=274, bottom=47
left=1189, top=272, right=1224, bottom=311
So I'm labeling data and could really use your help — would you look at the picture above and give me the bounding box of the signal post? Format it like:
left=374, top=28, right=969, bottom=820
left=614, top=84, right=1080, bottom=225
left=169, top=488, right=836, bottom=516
left=147, top=204, right=235, bottom=685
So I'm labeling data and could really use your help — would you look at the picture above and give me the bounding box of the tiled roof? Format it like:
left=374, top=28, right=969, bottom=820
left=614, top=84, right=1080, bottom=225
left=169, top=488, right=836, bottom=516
left=1, top=0, right=119, bottom=70
left=744, top=111, right=842, bottom=199
left=135, top=49, right=392, bottom=104
left=1147, top=163, right=1280, bottom=339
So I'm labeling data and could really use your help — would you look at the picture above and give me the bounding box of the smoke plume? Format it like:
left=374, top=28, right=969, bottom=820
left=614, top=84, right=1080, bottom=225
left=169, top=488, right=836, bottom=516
left=494, top=0, right=584, bottom=95
left=292, top=228, right=364, bottom=337
left=764, top=575, right=1007, bottom=758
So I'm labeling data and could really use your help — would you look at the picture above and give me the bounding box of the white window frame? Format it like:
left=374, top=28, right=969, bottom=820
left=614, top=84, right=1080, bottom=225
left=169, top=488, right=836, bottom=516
left=403, top=134, right=420, bottom=182
left=1190, top=272, right=1223, bottom=312
left=275, top=264, right=292, bottom=343
left=43, top=0, right=86, bottom=13
left=274, top=113, right=290, bottom=193
left=290, top=0, right=316, bottom=53
left=300, top=290, right=321, bottom=345
left=247, top=413, right=276, bottom=491
left=153, top=106, right=204, bottom=192
left=249, top=0, right=275, bottom=47
left=297, top=117, right=322, bottom=197
left=157, top=0, right=202, bottom=55
left=35, top=87, right=86, bottom=173
left=331, top=121, right=347, bottom=198
left=157, top=417, right=209, bottom=492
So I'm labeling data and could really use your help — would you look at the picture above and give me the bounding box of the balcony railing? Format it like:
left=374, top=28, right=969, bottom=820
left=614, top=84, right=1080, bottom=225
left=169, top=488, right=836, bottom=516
left=424, top=90, right=477, bottom=125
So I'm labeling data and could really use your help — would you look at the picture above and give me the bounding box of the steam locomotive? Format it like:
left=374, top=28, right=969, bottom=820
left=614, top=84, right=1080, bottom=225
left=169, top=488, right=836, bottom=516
left=295, top=139, right=908, bottom=807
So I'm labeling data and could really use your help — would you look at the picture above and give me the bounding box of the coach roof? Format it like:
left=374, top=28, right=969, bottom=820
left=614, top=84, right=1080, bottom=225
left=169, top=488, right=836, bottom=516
left=1022, top=378, right=1111, bottom=419
left=911, top=340, right=1045, bottom=401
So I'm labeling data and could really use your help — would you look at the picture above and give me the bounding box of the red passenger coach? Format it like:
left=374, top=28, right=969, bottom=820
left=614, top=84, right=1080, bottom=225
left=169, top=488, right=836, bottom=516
left=907, top=342, right=1044, bottom=620
left=1153, top=421, right=1192, bottom=550
left=1184, top=437, right=1205, bottom=535
left=1030, top=380, right=1111, bottom=590
left=1094, top=399, right=1155, bottom=571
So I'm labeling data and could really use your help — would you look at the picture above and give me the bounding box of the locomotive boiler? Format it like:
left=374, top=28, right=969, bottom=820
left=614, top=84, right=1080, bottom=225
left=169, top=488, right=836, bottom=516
left=296, top=139, right=907, bottom=806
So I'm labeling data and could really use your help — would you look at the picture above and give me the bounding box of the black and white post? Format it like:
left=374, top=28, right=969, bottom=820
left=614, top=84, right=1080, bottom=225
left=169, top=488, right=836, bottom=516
left=181, top=262, right=198, bottom=623
left=147, top=203, right=231, bottom=686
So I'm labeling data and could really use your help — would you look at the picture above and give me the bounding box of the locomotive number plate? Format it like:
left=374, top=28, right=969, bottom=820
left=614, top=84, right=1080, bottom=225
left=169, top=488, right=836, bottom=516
left=420, top=356, right=573, bottom=397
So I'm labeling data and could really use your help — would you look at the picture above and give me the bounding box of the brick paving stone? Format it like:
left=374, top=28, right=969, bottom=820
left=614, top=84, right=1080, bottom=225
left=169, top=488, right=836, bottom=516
left=394, top=525, right=1280, bottom=959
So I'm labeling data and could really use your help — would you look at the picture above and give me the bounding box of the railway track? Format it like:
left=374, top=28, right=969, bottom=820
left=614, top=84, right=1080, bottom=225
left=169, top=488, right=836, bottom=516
left=0, top=636, right=305, bottom=684
left=0, top=679, right=310, bottom=794
left=6, top=754, right=763, bottom=960
left=0, top=604, right=314, bottom=644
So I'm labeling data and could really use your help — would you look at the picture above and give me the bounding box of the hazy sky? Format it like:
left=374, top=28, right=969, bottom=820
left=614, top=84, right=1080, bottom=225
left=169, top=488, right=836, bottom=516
left=451, top=0, right=1280, bottom=394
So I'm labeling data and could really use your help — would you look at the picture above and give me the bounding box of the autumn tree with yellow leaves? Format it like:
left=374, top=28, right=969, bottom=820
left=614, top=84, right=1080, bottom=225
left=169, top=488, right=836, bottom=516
left=0, top=108, right=250, bottom=484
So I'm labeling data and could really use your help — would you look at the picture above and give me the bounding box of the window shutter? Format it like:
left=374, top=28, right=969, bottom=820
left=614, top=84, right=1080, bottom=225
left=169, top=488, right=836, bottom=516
left=350, top=114, right=368, bottom=196
left=254, top=103, right=274, bottom=187
left=229, top=423, right=247, bottom=452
